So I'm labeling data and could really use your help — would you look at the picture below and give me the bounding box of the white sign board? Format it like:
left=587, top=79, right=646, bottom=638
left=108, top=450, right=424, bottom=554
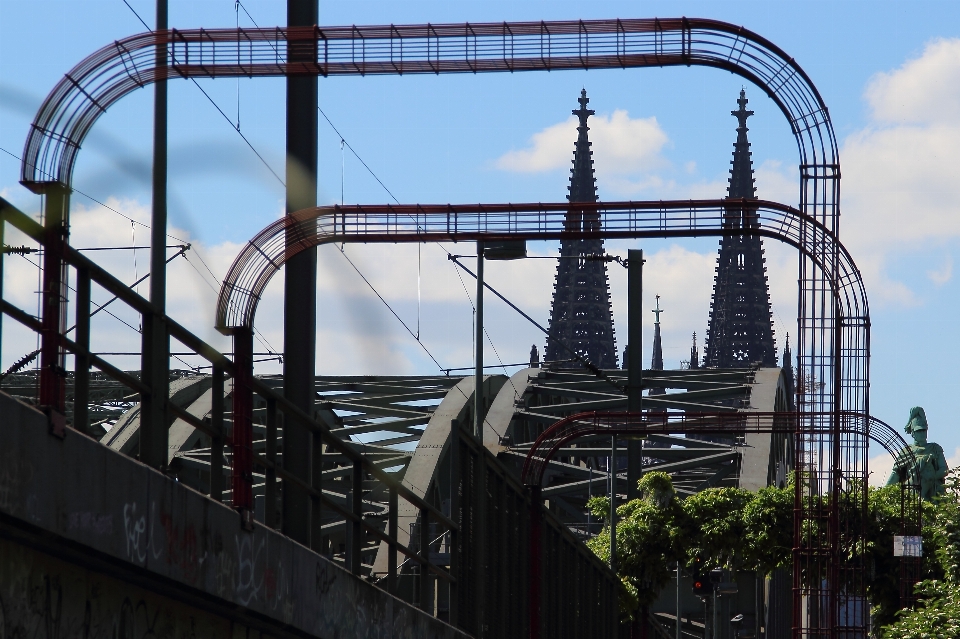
left=894, top=535, right=922, bottom=557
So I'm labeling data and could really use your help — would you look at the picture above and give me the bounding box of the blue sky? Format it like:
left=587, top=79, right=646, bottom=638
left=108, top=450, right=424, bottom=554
left=3, top=1, right=960, bottom=478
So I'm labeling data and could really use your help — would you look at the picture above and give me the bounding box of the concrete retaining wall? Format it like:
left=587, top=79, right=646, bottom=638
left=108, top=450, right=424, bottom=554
left=0, top=392, right=469, bottom=639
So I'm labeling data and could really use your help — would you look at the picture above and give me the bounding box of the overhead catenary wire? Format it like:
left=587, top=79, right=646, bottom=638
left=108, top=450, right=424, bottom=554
left=121, top=0, right=284, bottom=187
left=448, top=256, right=627, bottom=395
left=0, top=146, right=188, bottom=244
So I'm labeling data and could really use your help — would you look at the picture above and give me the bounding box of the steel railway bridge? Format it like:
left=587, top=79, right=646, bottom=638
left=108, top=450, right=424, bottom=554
left=0, top=11, right=925, bottom=639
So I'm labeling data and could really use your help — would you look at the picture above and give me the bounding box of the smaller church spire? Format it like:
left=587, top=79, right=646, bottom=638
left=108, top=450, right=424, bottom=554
left=689, top=332, right=700, bottom=369
left=649, top=296, right=665, bottom=396
left=651, top=295, right=664, bottom=371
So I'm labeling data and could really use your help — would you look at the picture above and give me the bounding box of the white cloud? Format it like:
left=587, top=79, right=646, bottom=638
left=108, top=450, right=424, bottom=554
left=927, top=256, right=953, bottom=285
left=839, top=37, right=960, bottom=306
left=495, top=110, right=669, bottom=178
left=866, top=38, right=960, bottom=125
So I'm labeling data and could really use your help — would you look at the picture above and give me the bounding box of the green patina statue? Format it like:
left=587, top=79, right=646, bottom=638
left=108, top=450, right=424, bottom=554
left=886, top=406, right=948, bottom=500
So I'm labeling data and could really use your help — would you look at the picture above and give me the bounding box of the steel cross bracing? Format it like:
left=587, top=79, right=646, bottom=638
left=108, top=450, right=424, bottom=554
left=491, top=366, right=787, bottom=539
left=21, top=18, right=835, bottom=192
left=216, top=197, right=867, bottom=636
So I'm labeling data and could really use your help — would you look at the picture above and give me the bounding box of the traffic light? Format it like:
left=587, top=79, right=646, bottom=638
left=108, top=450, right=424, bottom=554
left=692, top=573, right=710, bottom=596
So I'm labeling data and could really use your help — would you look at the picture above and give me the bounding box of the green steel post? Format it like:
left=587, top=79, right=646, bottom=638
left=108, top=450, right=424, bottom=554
left=282, top=0, right=319, bottom=546
left=140, top=0, right=170, bottom=470
left=210, top=364, right=224, bottom=501
left=475, top=241, right=484, bottom=440
left=265, top=398, right=278, bottom=528
left=388, top=486, right=398, bottom=596
left=627, top=249, right=644, bottom=500
left=448, top=419, right=460, bottom=625
left=350, top=458, right=363, bottom=574
left=74, top=268, right=90, bottom=435
left=419, top=507, right=432, bottom=613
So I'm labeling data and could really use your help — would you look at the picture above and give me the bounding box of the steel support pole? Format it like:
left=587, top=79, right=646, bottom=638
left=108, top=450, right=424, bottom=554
left=419, top=507, right=431, bottom=613
left=282, top=0, right=319, bottom=546
left=140, top=0, right=169, bottom=470
left=610, top=435, right=617, bottom=574
left=210, top=364, right=224, bottom=502
left=265, top=398, right=278, bottom=528
left=474, top=241, right=484, bottom=440
left=388, top=486, right=398, bottom=596
left=0, top=221, right=4, bottom=365
left=38, top=186, right=69, bottom=437
left=232, top=327, right=255, bottom=530
left=627, top=249, right=643, bottom=501
left=74, top=268, right=90, bottom=435
left=528, top=485, right=542, bottom=639
left=349, top=458, right=363, bottom=574
left=448, top=419, right=460, bottom=626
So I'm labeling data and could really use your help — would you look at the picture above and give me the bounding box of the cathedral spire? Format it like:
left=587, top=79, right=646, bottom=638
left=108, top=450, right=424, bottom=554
left=651, top=295, right=664, bottom=371
left=649, top=296, right=665, bottom=395
left=704, top=90, right=777, bottom=368
left=689, top=332, right=700, bottom=369
left=544, top=90, right=618, bottom=369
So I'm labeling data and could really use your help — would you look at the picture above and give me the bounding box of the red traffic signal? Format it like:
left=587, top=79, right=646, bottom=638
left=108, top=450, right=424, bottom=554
left=692, top=575, right=710, bottom=596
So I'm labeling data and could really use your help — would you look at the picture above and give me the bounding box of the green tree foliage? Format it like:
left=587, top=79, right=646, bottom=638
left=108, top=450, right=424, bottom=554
left=879, top=470, right=960, bottom=637
left=585, top=469, right=938, bottom=629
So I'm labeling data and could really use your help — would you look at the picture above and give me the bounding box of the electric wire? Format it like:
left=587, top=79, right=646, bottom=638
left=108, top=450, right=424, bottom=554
left=336, top=246, right=444, bottom=371
left=449, top=256, right=626, bottom=394
left=0, top=146, right=188, bottom=244
left=121, top=0, right=284, bottom=187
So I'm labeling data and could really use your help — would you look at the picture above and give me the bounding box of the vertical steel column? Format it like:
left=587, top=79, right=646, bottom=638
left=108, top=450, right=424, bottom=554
left=311, top=425, right=324, bottom=551
left=528, top=485, right=542, bottom=639
left=471, top=245, right=488, bottom=631
left=140, top=0, right=170, bottom=470
left=265, top=398, right=278, bottom=528
left=609, top=436, right=617, bottom=574
left=74, top=268, right=91, bottom=435
left=232, top=328, right=255, bottom=529
left=0, top=220, right=4, bottom=366
left=210, top=364, right=224, bottom=502
left=38, top=186, right=69, bottom=436
left=475, top=241, right=485, bottom=440
left=349, top=458, right=363, bottom=574
left=419, top=507, right=432, bottom=613
left=475, top=449, right=487, bottom=637
left=388, top=486, right=398, bottom=596
left=448, top=419, right=460, bottom=625
left=283, top=0, right=319, bottom=545
left=627, top=249, right=643, bottom=500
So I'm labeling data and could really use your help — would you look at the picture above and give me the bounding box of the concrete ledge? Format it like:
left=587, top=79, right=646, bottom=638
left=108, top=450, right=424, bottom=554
left=0, top=391, right=469, bottom=639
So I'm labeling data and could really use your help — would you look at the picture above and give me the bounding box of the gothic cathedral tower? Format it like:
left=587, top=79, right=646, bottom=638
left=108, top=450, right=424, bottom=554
left=544, top=90, right=618, bottom=369
left=703, top=90, right=778, bottom=368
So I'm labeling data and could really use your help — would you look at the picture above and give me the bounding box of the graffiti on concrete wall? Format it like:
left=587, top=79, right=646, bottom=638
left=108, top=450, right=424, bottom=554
left=0, top=536, right=272, bottom=639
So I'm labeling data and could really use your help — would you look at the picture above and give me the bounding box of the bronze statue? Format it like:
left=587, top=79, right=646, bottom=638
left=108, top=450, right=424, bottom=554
left=886, top=406, right=948, bottom=499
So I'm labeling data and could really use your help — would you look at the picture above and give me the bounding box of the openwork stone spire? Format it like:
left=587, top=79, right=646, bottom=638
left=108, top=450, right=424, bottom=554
left=649, top=296, right=665, bottom=395
left=704, top=90, right=777, bottom=368
left=544, top=90, right=618, bottom=369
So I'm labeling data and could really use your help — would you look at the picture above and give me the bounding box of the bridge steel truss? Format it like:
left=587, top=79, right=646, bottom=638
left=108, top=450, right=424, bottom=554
left=15, top=16, right=853, bottom=637
left=216, top=198, right=869, bottom=636
left=519, top=410, right=920, bottom=617
left=0, top=199, right=621, bottom=639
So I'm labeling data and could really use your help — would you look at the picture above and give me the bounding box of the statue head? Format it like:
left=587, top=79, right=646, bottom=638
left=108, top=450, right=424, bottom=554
left=905, top=406, right=929, bottom=445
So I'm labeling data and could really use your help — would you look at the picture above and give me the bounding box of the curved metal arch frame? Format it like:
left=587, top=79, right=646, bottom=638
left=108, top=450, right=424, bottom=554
left=214, top=198, right=864, bottom=333
left=21, top=18, right=835, bottom=192
left=218, top=197, right=869, bottom=633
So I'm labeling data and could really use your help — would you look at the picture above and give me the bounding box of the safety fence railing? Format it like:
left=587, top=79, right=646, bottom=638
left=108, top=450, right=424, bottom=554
left=0, top=197, right=455, bottom=615
left=0, top=195, right=622, bottom=636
